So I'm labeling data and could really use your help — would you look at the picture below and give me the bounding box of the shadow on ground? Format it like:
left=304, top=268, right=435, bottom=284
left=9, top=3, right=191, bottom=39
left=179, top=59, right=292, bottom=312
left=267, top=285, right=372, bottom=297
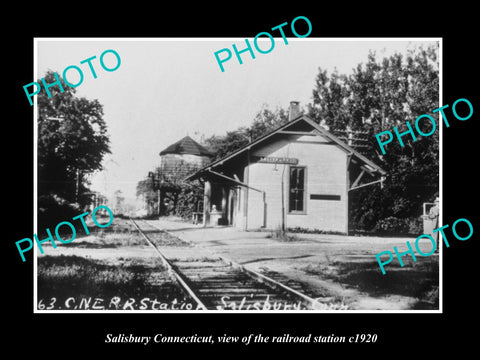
left=302, top=257, right=439, bottom=310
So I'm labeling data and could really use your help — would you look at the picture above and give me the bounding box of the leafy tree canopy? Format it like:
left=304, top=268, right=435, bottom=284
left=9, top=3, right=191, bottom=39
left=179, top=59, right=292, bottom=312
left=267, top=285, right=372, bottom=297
left=307, top=45, right=439, bottom=230
left=137, top=45, right=439, bottom=232
left=38, top=71, right=111, bottom=213
left=204, top=104, right=289, bottom=161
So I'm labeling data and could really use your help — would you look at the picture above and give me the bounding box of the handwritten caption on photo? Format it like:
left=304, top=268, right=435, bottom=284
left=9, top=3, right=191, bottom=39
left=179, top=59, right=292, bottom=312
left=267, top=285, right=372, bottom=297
left=37, top=294, right=348, bottom=311
left=38, top=296, right=196, bottom=311
left=16, top=205, right=114, bottom=262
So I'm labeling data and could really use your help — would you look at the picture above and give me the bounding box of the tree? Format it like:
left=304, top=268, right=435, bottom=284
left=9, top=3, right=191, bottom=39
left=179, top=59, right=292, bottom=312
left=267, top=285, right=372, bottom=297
left=136, top=178, right=157, bottom=204
left=38, top=71, right=111, bottom=224
left=137, top=160, right=205, bottom=218
left=204, top=104, right=289, bottom=161
left=308, top=45, right=439, bottom=232
left=175, top=180, right=204, bottom=220
left=307, top=69, right=350, bottom=131
left=204, top=128, right=250, bottom=161
left=249, top=104, right=289, bottom=140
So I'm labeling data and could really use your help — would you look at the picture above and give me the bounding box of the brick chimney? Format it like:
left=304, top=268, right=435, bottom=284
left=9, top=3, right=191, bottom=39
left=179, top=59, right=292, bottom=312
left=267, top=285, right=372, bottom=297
left=289, top=101, right=300, bottom=121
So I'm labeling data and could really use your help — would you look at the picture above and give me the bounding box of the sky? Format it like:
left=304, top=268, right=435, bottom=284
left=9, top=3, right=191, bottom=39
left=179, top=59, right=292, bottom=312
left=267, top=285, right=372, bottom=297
left=36, top=38, right=438, bottom=206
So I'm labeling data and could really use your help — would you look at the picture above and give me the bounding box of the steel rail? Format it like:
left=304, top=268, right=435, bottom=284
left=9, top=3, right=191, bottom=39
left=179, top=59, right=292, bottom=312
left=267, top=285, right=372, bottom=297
left=130, top=218, right=207, bottom=310
left=144, top=220, right=325, bottom=310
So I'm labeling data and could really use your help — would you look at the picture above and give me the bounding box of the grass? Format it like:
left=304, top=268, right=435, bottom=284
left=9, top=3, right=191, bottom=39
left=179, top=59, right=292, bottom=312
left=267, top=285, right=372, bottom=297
left=301, top=257, right=439, bottom=309
left=37, top=218, right=198, bottom=310
left=37, top=255, right=189, bottom=310
left=55, top=217, right=190, bottom=248
left=265, top=226, right=348, bottom=242
left=287, top=227, right=346, bottom=235
left=58, top=230, right=151, bottom=248
left=266, top=227, right=302, bottom=242
left=145, top=230, right=192, bottom=247
left=169, top=256, right=220, bottom=262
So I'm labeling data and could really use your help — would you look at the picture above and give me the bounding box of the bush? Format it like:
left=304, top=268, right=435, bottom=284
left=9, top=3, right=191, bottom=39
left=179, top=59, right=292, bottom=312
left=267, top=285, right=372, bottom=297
left=375, top=216, right=423, bottom=235
left=267, top=227, right=301, bottom=242
left=175, top=181, right=203, bottom=221
left=407, top=217, right=423, bottom=235
left=375, top=216, right=407, bottom=233
left=38, top=194, right=81, bottom=229
left=287, top=227, right=346, bottom=235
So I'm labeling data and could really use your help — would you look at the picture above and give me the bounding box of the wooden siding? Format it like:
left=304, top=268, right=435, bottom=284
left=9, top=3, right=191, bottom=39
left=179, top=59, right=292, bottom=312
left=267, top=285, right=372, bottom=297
left=244, top=134, right=348, bottom=233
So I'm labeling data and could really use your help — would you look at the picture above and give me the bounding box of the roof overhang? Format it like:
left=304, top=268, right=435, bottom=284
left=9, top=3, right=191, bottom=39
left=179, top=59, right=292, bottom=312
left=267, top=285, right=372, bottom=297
left=184, top=115, right=386, bottom=182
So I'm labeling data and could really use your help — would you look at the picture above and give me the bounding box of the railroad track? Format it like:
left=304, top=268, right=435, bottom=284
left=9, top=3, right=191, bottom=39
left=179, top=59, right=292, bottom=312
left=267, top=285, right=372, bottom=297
left=130, top=218, right=324, bottom=311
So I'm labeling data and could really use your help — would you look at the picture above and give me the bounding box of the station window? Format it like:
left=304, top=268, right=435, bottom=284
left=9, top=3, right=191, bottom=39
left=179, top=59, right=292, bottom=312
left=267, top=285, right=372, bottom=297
left=289, top=166, right=306, bottom=213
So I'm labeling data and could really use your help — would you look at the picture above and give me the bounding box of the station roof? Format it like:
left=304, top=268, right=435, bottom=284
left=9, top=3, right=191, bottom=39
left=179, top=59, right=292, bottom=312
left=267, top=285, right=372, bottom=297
left=159, top=136, right=213, bottom=157
left=185, top=115, right=386, bottom=181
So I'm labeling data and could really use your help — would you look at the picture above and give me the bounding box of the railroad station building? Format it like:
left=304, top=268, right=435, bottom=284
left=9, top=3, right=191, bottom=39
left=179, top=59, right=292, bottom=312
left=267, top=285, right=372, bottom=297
left=185, top=102, right=386, bottom=234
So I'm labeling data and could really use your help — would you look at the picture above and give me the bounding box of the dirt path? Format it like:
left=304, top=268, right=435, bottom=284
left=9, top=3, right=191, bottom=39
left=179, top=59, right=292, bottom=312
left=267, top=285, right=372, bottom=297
left=148, top=218, right=438, bottom=311
left=37, top=217, right=438, bottom=311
